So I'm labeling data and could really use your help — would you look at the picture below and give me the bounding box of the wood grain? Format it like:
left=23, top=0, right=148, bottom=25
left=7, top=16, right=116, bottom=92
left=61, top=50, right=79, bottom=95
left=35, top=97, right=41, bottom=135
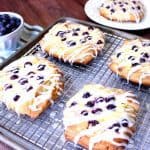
left=0, top=0, right=149, bottom=38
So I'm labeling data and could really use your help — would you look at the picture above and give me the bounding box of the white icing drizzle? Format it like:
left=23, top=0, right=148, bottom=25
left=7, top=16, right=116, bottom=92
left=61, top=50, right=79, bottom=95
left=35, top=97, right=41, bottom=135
left=40, top=21, right=104, bottom=64
left=127, top=65, right=141, bottom=83
left=0, top=56, right=63, bottom=116
left=112, top=39, right=150, bottom=86
left=63, top=85, right=139, bottom=149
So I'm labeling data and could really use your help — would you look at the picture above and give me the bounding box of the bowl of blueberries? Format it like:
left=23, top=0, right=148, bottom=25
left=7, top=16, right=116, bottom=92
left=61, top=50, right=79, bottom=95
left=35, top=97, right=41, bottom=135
left=0, top=12, right=24, bottom=51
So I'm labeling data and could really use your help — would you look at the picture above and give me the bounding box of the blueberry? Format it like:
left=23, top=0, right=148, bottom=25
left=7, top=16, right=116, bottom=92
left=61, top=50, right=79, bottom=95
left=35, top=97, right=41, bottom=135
left=4, top=84, right=13, bottom=90
left=18, top=78, right=28, bottom=85
left=122, top=8, right=126, bottom=12
left=67, top=40, right=76, bottom=47
left=110, top=9, right=115, bottom=13
left=82, top=92, right=91, bottom=98
left=80, top=38, right=86, bottom=44
left=88, top=26, right=94, bottom=30
left=61, top=37, right=67, bottom=41
left=132, top=63, right=140, bottom=67
left=97, top=40, right=103, bottom=45
left=72, top=32, right=78, bottom=36
left=36, top=76, right=44, bottom=80
left=26, top=86, right=33, bottom=92
left=81, top=110, right=88, bottom=116
left=13, top=95, right=20, bottom=101
left=137, top=6, right=141, bottom=10
left=95, top=97, right=104, bottom=103
left=122, top=122, right=128, bottom=127
left=132, top=1, right=136, bottom=4
left=27, top=71, right=35, bottom=75
left=91, top=108, right=102, bottom=114
left=10, top=68, right=19, bottom=73
left=106, top=104, right=116, bottom=110
left=120, top=4, right=124, bottom=7
left=70, top=101, right=77, bottom=107
left=88, top=120, right=99, bottom=126
left=24, top=61, right=32, bottom=68
left=131, top=45, right=138, bottom=50
left=86, top=36, right=92, bottom=40
left=113, top=123, right=121, bottom=128
left=143, top=53, right=149, bottom=58
left=82, top=32, right=89, bottom=35
left=37, top=64, right=46, bottom=71
left=115, top=128, right=119, bottom=133
left=128, top=56, right=134, bottom=60
left=86, top=101, right=95, bottom=107
left=140, top=58, right=146, bottom=63
left=105, top=96, right=115, bottom=103
left=75, top=28, right=80, bottom=31
left=56, top=31, right=65, bottom=37
left=116, top=52, right=121, bottom=58
left=106, top=6, right=110, bottom=9
left=10, top=74, right=19, bottom=80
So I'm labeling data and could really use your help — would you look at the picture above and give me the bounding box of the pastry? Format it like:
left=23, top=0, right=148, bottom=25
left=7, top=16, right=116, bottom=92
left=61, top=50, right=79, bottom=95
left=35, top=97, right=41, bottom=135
left=0, top=56, right=64, bottom=118
left=63, top=84, right=139, bottom=150
left=40, top=21, right=104, bottom=65
left=109, top=39, right=150, bottom=86
left=99, top=0, right=144, bottom=23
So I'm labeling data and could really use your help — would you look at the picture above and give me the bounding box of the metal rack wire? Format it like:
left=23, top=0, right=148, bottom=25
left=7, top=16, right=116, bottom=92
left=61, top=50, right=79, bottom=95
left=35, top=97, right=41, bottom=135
left=0, top=22, right=149, bottom=150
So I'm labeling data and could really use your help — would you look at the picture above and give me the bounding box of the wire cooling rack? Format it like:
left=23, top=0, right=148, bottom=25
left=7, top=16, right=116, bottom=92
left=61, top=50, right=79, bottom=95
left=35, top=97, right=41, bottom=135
left=0, top=18, right=150, bottom=150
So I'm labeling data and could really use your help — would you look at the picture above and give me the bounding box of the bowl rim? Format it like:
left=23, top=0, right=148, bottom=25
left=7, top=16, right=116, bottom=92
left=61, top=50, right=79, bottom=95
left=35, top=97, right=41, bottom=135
left=0, top=11, right=24, bottom=38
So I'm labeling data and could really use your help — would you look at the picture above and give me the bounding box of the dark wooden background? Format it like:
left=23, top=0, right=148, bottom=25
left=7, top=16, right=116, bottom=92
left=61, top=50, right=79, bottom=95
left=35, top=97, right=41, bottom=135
left=0, top=0, right=150, bottom=39
left=0, top=0, right=149, bottom=149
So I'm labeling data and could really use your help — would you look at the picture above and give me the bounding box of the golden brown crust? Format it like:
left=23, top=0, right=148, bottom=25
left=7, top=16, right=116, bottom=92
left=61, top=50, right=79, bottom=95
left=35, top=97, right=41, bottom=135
left=0, top=56, right=64, bottom=118
left=65, top=125, right=125, bottom=150
left=109, top=61, right=150, bottom=86
left=63, top=84, right=140, bottom=150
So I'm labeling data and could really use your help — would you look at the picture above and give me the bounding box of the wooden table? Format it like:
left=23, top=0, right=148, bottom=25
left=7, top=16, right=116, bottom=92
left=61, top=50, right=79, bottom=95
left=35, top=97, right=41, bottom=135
left=0, top=0, right=150, bottom=149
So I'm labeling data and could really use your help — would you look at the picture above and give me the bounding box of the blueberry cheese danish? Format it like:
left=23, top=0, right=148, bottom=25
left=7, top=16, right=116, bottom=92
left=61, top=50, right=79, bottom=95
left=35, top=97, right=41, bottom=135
left=109, top=39, right=150, bottom=86
left=63, top=84, right=139, bottom=150
left=99, top=0, right=144, bottom=23
left=0, top=56, right=64, bottom=118
left=40, top=21, right=104, bottom=65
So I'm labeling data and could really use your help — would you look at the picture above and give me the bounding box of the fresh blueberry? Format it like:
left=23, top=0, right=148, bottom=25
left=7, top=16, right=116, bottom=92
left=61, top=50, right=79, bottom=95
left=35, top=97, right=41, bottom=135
left=10, top=74, right=19, bottom=80
left=88, top=120, right=99, bottom=126
left=26, top=86, right=33, bottom=92
left=13, top=95, right=20, bottom=101
left=116, top=52, right=121, bottom=58
left=106, top=104, right=116, bottom=110
left=91, top=108, right=102, bottom=114
left=18, top=78, right=28, bottom=85
left=82, top=32, right=89, bottom=35
left=24, top=61, right=32, bottom=68
left=132, top=63, right=140, bottom=67
left=37, top=64, right=46, bottom=71
left=81, top=110, right=88, bottom=116
left=82, top=92, right=91, bottom=98
left=4, top=84, right=13, bottom=90
left=140, top=58, right=146, bottom=63
left=86, top=101, right=95, bottom=107
left=70, top=101, right=77, bottom=107
left=95, top=97, right=104, bottom=103
left=97, top=40, right=103, bottom=45
left=66, top=40, right=76, bottom=47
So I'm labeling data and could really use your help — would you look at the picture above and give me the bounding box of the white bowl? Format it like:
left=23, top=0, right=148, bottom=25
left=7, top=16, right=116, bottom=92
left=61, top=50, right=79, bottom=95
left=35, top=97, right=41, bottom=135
left=0, top=12, right=24, bottom=51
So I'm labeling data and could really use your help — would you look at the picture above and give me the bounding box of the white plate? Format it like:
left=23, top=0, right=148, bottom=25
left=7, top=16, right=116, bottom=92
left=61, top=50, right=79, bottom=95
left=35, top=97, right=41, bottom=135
left=84, top=0, right=150, bottom=30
